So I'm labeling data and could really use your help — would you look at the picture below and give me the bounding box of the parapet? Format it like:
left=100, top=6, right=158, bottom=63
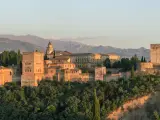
left=151, top=44, right=160, bottom=49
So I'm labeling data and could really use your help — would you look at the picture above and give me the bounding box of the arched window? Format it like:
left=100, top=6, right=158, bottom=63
left=25, top=67, right=31, bottom=72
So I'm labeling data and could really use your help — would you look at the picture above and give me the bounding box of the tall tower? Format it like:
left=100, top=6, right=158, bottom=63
left=150, top=44, right=160, bottom=65
left=46, top=42, right=54, bottom=59
left=21, top=51, right=44, bottom=86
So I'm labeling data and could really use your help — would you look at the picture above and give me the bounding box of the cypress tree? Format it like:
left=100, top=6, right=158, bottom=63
left=131, top=66, right=134, bottom=78
left=2, top=51, right=6, bottom=65
left=141, top=56, right=144, bottom=62
left=93, top=89, right=100, bottom=120
left=5, top=51, right=9, bottom=66
left=144, top=57, right=146, bottom=62
left=53, top=50, right=56, bottom=58
left=17, top=49, right=21, bottom=65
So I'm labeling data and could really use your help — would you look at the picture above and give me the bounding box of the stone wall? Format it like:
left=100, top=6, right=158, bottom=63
left=138, top=62, right=153, bottom=71
left=0, top=67, right=12, bottom=85
left=150, top=44, right=160, bottom=65
left=95, top=67, right=106, bottom=81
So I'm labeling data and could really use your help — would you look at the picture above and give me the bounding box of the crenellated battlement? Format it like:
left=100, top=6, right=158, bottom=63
left=151, top=44, right=160, bottom=49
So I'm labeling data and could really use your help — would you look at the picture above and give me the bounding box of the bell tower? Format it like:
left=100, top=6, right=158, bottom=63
left=46, top=41, right=54, bottom=59
left=46, top=41, right=54, bottom=54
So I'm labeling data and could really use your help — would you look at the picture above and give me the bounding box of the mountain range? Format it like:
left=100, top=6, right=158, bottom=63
left=0, top=34, right=150, bottom=60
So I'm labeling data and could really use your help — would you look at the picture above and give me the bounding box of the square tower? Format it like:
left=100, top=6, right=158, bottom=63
left=95, top=67, right=106, bottom=81
left=21, top=51, right=44, bottom=86
left=150, top=44, right=160, bottom=65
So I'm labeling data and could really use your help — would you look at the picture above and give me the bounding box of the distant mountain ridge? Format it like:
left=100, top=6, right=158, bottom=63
left=0, top=38, right=44, bottom=52
left=0, top=34, right=150, bottom=60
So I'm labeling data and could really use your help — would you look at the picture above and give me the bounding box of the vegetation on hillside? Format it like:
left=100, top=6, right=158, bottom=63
left=0, top=74, right=159, bottom=120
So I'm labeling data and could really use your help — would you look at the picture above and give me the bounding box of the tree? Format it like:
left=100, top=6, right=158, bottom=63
left=1, top=51, right=7, bottom=66
left=144, top=57, right=146, bottom=62
left=17, top=49, right=21, bottom=65
left=54, top=50, right=56, bottom=58
left=104, top=58, right=111, bottom=68
left=131, top=54, right=139, bottom=70
left=93, top=89, right=100, bottom=120
left=131, top=66, right=134, bottom=78
left=141, top=56, right=144, bottom=62
left=154, top=111, right=160, bottom=120
left=53, top=75, right=57, bottom=81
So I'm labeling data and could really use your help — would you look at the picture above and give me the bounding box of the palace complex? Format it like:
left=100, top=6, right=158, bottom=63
left=21, top=42, right=120, bottom=86
left=1, top=43, right=160, bottom=86
left=0, top=41, right=122, bottom=86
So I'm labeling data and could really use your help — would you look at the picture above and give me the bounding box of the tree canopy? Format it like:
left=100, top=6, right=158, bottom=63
left=0, top=74, right=159, bottom=120
left=0, top=50, right=22, bottom=67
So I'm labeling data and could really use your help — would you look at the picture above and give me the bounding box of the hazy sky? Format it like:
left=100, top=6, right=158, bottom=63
left=1, top=0, right=160, bottom=48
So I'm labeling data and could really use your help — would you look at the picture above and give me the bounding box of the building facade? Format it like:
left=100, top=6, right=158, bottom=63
left=107, top=53, right=120, bottom=63
left=21, top=51, right=44, bottom=86
left=19, top=42, right=122, bottom=86
left=95, top=67, right=106, bottom=81
left=138, top=62, right=153, bottom=72
left=150, top=44, right=160, bottom=65
left=70, top=53, right=108, bottom=68
left=0, top=66, right=12, bottom=85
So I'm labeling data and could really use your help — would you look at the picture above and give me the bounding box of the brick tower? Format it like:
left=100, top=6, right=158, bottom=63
left=21, top=51, right=44, bottom=86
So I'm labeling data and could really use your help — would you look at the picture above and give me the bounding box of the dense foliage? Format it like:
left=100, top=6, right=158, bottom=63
left=93, top=89, right=100, bottom=120
left=104, top=55, right=140, bottom=72
left=141, top=56, right=147, bottom=62
left=0, top=50, right=22, bottom=66
left=0, top=74, right=159, bottom=120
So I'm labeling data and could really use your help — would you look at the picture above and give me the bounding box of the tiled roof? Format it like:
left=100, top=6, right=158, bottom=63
left=69, top=53, right=93, bottom=56
left=52, top=56, right=70, bottom=60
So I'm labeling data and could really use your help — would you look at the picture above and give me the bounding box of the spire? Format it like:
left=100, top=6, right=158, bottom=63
left=48, top=41, right=52, bottom=46
left=53, top=50, right=56, bottom=58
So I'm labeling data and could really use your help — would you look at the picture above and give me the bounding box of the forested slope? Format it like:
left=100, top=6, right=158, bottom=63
left=0, top=75, right=159, bottom=120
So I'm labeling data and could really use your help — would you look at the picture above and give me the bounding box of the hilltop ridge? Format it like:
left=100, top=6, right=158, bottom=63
left=0, top=34, right=150, bottom=59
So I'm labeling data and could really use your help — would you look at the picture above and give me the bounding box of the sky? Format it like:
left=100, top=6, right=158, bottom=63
left=0, top=0, right=160, bottom=48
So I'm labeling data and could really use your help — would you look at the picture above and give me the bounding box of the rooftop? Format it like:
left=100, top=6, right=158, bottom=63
left=52, top=56, right=70, bottom=60
left=69, top=53, right=94, bottom=56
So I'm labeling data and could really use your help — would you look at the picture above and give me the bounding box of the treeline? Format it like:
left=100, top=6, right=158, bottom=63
left=0, top=74, right=159, bottom=120
left=104, top=55, right=147, bottom=71
left=0, top=50, right=22, bottom=66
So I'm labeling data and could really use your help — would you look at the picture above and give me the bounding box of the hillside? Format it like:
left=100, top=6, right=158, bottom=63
left=0, top=34, right=150, bottom=59
left=122, top=92, right=160, bottom=120
left=0, top=75, right=159, bottom=120
left=0, top=38, right=44, bottom=52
